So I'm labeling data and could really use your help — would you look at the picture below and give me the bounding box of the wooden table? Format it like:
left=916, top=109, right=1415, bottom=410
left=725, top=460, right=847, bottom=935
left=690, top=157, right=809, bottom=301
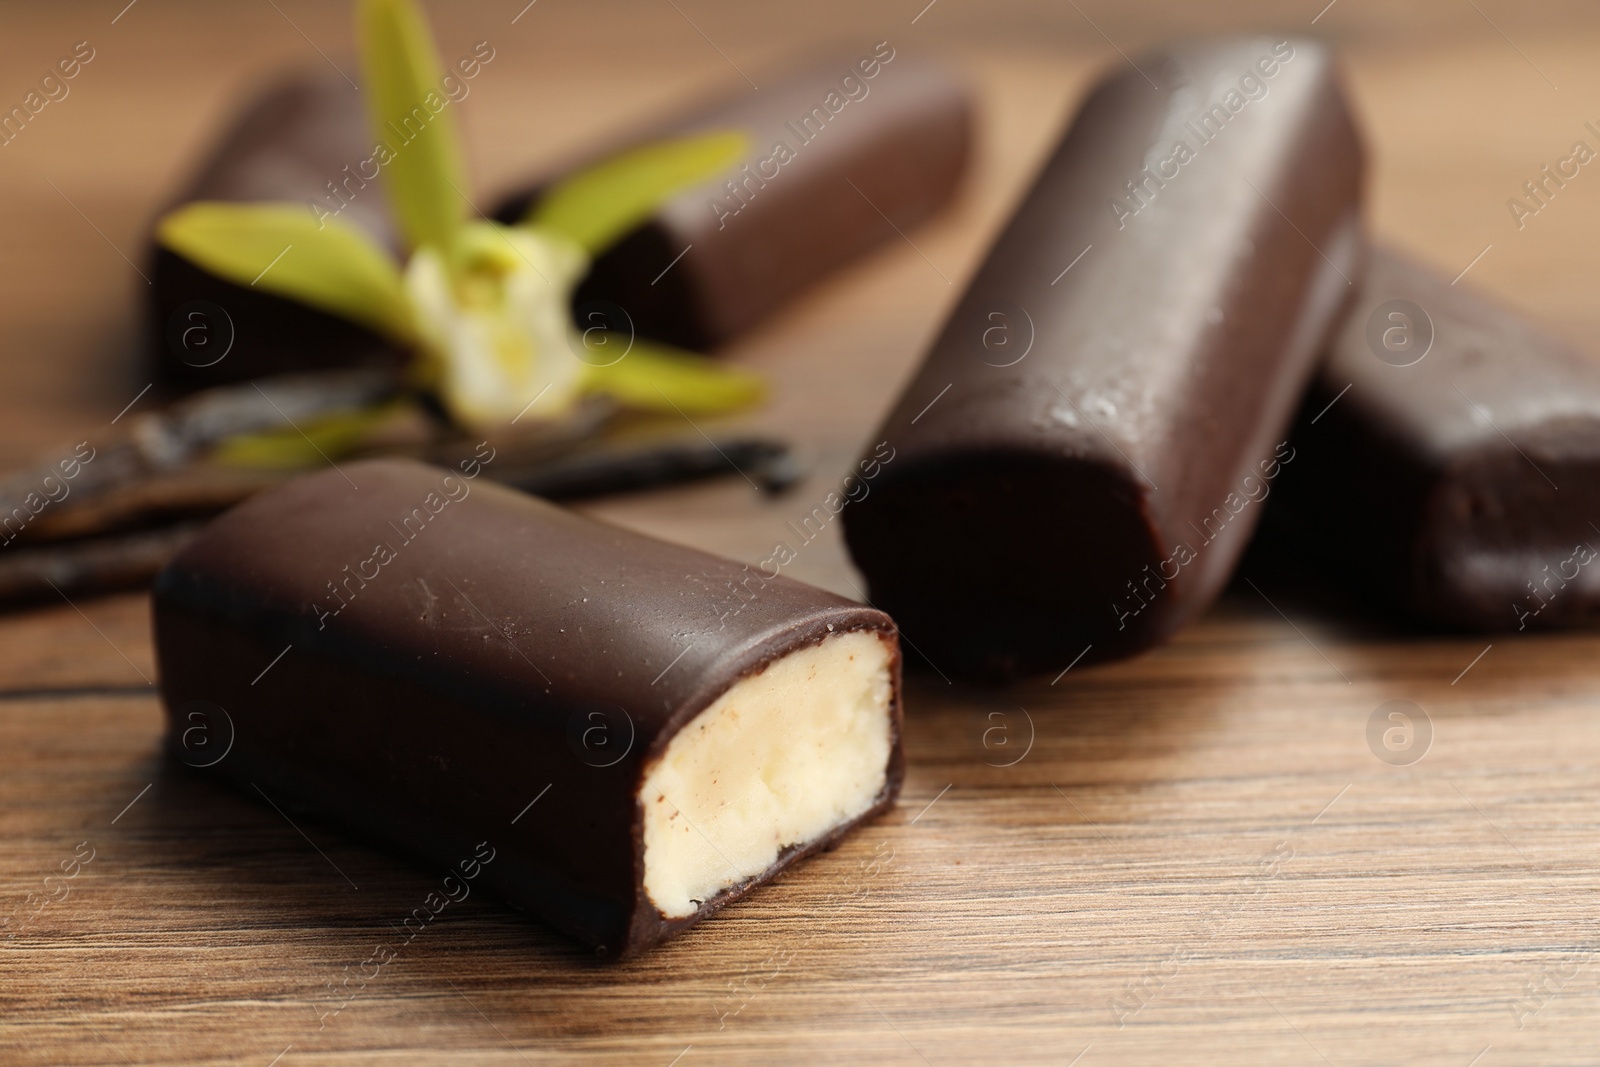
left=5, top=1, right=1600, bottom=1063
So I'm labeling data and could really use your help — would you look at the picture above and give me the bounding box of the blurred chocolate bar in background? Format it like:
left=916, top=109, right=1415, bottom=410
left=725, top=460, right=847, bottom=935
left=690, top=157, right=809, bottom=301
left=1264, top=245, right=1600, bottom=632
left=148, top=51, right=972, bottom=390
left=148, top=71, right=408, bottom=391
left=494, top=49, right=972, bottom=351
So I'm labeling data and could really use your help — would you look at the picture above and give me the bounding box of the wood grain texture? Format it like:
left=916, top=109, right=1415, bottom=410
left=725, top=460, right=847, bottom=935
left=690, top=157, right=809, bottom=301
left=4, top=1, right=1600, bottom=1064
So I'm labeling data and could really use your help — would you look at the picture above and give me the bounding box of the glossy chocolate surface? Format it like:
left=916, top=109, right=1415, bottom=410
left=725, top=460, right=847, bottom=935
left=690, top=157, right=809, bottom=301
left=153, top=459, right=903, bottom=956
left=1270, top=245, right=1600, bottom=630
left=843, top=38, right=1365, bottom=681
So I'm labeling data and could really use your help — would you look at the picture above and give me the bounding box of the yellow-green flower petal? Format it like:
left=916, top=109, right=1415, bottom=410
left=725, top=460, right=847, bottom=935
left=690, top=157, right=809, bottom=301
left=158, top=202, right=414, bottom=343
left=211, top=399, right=417, bottom=469
left=527, top=131, right=749, bottom=254
left=357, top=0, right=467, bottom=253
left=581, top=335, right=764, bottom=414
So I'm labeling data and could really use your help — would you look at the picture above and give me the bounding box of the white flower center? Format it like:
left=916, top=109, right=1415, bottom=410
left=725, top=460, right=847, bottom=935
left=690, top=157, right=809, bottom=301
left=405, top=224, right=590, bottom=429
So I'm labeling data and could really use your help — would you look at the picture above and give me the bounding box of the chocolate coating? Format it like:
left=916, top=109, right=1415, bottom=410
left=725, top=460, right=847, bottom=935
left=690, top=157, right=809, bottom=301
left=842, top=38, right=1365, bottom=681
left=495, top=52, right=973, bottom=350
left=1269, top=245, right=1600, bottom=630
left=148, top=71, right=407, bottom=391
left=150, top=53, right=971, bottom=389
left=152, top=459, right=903, bottom=957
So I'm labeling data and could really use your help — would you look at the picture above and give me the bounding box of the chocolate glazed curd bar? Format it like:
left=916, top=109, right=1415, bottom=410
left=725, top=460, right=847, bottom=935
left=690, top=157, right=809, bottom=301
left=153, top=459, right=903, bottom=956
left=842, top=38, right=1365, bottom=681
left=149, top=50, right=971, bottom=389
left=494, top=48, right=972, bottom=351
left=1268, top=245, right=1600, bottom=631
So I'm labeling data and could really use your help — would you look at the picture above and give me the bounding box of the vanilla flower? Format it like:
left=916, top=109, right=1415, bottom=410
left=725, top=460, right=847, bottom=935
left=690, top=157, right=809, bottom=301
left=406, top=224, right=589, bottom=427
left=156, top=0, right=761, bottom=446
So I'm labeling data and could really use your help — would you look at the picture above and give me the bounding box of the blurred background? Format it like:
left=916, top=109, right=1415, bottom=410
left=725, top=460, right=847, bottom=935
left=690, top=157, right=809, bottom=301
left=3, top=0, right=1598, bottom=473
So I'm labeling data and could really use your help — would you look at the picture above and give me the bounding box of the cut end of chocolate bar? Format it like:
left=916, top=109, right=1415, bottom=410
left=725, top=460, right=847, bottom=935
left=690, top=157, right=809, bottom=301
left=846, top=451, right=1164, bottom=681
left=640, top=629, right=895, bottom=918
left=1273, top=244, right=1600, bottom=630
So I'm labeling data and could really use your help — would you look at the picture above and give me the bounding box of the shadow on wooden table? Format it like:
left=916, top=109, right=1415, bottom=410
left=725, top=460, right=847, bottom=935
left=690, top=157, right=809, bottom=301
left=136, top=753, right=597, bottom=965
left=118, top=753, right=919, bottom=1051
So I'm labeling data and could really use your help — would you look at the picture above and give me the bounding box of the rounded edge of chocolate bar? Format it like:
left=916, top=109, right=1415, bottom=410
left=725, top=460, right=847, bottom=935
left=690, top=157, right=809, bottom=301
left=1413, top=433, right=1600, bottom=631
left=843, top=445, right=1170, bottom=683
left=1274, top=245, right=1600, bottom=632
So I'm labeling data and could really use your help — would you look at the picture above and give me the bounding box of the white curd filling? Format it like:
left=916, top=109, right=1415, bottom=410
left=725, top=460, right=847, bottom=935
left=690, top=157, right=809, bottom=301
left=640, top=629, right=894, bottom=918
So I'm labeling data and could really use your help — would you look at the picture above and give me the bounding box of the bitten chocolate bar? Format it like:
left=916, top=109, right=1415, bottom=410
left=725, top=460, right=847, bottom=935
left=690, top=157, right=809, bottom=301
left=153, top=459, right=903, bottom=956
left=843, top=38, right=1365, bottom=681
left=1269, top=245, right=1600, bottom=631
left=495, top=48, right=972, bottom=350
